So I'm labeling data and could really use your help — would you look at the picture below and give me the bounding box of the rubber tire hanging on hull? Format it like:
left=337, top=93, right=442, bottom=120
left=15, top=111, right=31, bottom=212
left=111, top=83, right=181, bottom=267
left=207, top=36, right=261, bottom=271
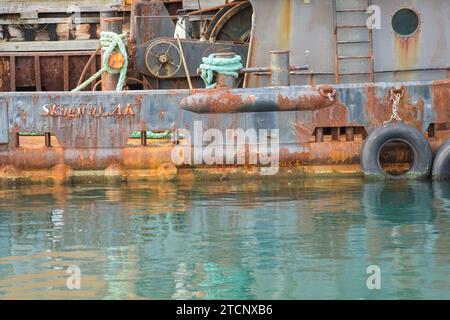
left=361, top=123, right=432, bottom=180
left=432, top=139, right=450, bottom=180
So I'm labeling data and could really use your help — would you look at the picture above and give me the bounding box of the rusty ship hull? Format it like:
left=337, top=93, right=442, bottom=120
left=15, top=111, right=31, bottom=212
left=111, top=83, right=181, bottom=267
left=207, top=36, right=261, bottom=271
left=1, top=0, right=450, bottom=184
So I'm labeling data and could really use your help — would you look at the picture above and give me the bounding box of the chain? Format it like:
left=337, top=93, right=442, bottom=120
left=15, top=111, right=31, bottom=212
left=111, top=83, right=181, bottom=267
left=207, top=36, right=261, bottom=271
left=383, top=92, right=402, bottom=125
left=327, top=92, right=334, bottom=102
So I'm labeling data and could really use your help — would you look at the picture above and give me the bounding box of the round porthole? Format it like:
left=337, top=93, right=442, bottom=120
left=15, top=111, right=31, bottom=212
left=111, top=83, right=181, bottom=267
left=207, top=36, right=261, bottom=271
left=392, top=8, right=420, bottom=37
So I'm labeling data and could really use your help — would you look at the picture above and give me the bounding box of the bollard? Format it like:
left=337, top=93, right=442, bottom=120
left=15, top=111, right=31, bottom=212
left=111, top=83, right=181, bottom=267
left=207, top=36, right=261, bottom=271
left=270, top=51, right=290, bottom=86
left=100, top=15, right=123, bottom=91
left=215, top=52, right=237, bottom=88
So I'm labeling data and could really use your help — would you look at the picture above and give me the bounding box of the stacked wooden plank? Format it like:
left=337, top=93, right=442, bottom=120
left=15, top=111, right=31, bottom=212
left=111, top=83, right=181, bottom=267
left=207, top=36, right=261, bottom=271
left=0, top=0, right=125, bottom=50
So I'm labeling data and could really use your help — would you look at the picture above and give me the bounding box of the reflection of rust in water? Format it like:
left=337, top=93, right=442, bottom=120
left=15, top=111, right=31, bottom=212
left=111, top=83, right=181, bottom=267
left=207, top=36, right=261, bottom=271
left=0, top=250, right=108, bottom=300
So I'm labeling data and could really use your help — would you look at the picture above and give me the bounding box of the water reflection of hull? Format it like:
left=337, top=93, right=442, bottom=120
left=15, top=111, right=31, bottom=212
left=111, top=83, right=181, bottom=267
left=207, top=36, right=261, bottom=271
left=1, top=180, right=449, bottom=299
left=362, top=181, right=434, bottom=224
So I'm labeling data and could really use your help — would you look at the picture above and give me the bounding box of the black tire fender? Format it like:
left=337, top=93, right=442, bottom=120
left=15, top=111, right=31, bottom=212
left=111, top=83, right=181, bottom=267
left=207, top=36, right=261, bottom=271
left=432, top=139, right=450, bottom=180
left=361, top=123, right=432, bottom=180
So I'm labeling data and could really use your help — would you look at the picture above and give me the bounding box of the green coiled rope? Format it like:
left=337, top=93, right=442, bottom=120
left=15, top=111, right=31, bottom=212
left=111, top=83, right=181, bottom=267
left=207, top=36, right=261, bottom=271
left=71, top=31, right=128, bottom=92
left=199, top=54, right=243, bottom=89
left=130, top=130, right=171, bottom=140
left=29, top=33, right=178, bottom=140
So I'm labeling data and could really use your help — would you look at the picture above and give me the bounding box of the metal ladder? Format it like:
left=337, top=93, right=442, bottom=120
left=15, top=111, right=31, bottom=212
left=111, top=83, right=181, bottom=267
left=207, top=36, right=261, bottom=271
left=333, top=0, right=374, bottom=83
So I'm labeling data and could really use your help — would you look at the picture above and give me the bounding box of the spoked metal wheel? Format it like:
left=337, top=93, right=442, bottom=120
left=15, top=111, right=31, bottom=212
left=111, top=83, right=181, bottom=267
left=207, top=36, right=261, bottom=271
left=145, top=40, right=182, bottom=78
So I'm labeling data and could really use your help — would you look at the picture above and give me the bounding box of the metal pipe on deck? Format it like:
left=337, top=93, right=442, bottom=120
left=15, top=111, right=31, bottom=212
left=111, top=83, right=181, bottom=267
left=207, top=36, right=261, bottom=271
left=240, top=65, right=309, bottom=75
left=180, top=85, right=337, bottom=114
left=215, top=52, right=238, bottom=88
left=184, top=50, right=332, bottom=114
left=100, top=16, right=123, bottom=91
left=270, top=51, right=290, bottom=86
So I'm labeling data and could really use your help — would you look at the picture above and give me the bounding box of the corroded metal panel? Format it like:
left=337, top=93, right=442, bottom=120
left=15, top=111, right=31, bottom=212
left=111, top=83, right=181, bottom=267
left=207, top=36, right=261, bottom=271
left=245, top=0, right=336, bottom=87
left=0, top=52, right=100, bottom=92
left=130, top=1, right=175, bottom=46
left=245, top=0, right=449, bottom=86
left=0, top=80, right=448, bottom=176
left=183, top=0, right=226, bottom=10
left=135, top=39, right=248, bottom=79
left=0, top=100, right=7, bottom=144
left=371, top=0, right=449, bottom=81
left=1, top=1, right=122, bottom=14
left=1, top=80, right=447, bottom=147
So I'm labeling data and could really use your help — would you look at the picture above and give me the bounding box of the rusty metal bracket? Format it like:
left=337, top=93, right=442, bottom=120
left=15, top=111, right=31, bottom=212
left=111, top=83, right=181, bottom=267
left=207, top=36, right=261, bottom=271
left=389, top=87, right=406, bottom=99
left=318, top=86, right=337, bottom=102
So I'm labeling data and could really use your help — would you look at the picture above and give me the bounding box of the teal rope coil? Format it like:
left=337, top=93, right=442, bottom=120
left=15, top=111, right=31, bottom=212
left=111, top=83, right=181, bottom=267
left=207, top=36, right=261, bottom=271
left=199, top=54, right=243, bottom=89
left=130, top=130, right=171, bottom=140
left=71, top=31, right=128, bottom=92
left=129, top=131, right=185, bottom=140
left=18, top=132, right=45, bottom=136
left=20, top=131, right=184, bottom=140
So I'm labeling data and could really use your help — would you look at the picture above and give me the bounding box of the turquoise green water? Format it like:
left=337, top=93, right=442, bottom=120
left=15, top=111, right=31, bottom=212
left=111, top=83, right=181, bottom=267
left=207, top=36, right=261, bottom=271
left=0, top=179, right=449, bottom=300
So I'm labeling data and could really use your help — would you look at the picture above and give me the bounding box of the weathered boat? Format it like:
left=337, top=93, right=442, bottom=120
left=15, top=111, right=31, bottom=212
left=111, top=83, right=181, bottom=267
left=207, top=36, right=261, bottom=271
left=0, top=0, right=449, bottom=184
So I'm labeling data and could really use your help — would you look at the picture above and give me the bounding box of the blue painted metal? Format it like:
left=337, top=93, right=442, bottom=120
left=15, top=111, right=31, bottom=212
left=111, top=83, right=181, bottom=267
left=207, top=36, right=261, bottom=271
left=0, top=80, right=444, bottom=149
left=179, top=86, right=336, bottom=114
left=0, top=100, right=8, bottom=144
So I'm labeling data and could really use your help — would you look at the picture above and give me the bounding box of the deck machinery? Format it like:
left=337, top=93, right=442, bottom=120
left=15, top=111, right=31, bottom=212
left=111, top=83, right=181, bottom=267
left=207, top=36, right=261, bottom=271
left=0, top=0, right=449, bottom=184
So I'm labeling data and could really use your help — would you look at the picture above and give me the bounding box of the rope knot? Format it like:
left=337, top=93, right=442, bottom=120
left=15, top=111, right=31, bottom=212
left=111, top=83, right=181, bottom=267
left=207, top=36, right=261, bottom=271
left=71, top=31, right=128, bottom=92
left=100, top=31, right=128, bottom=75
